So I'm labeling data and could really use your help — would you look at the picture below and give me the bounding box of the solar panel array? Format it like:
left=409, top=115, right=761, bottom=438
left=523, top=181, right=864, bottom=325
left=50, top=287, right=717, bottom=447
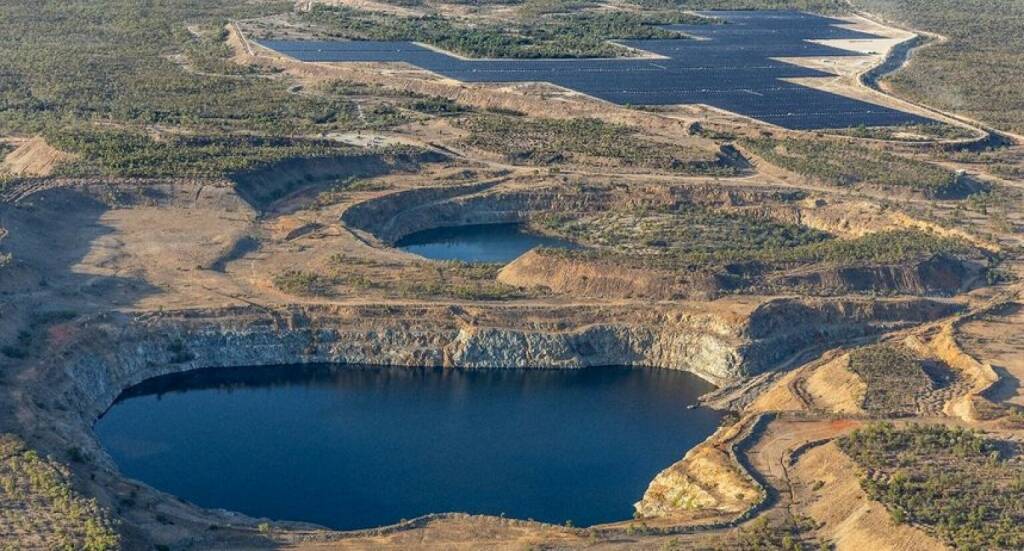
left=258, top=11, right=936, bottom=130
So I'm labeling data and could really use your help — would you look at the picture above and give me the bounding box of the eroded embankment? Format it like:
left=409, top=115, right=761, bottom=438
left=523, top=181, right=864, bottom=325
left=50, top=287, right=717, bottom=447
left=231, top=149, right=446, bottom=211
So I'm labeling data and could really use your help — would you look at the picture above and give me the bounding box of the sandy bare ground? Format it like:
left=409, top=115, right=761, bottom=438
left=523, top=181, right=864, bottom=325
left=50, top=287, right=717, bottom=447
left=1, top=136, right=75, bottom=177
left=958, top=302, right=1024, bottom=407
left=790, top=441, right=946, bottom=551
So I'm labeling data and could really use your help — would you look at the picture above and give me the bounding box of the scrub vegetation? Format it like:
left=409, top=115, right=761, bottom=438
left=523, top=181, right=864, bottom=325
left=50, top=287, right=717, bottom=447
left=275, top=257, right=531, bottom=300
left=0, top=1, right=324, bottom=136
left=0, top=435, right=119, bottom=551
left=538, top=204, right=968, bottom=270
left=839, top=423, right=1024, bottom=550
left=847, top=344, right=933, bottom=417
left=630, top=0, right=843, bottom=11
left=47, top=130, right=362, bottom=178
left=825, top=123, right=977, bottom=142
left=0, top=1, right=422, bottom=179
left=421, top=0, right=846, bottom=15
left=457, top=115, right=733, bottom=173
left=852, top=0, right=1024, bottom=134
left=741, top=136, right=960, bottom=195
left=710, top=515, right=826, bottom=550
left=298, top=5, right=710, bottom=59
left=1, top=0, right=1020, bottom=548
left=534, top=206, right=831, bottom=258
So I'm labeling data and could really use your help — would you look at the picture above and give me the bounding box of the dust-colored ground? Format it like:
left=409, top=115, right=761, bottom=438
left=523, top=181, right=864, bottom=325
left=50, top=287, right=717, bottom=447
left=958, top=303, right=1024, bottom=408
left=1, top=137, right=75, bottom=177
left=789, top=441, right=946, bottom=551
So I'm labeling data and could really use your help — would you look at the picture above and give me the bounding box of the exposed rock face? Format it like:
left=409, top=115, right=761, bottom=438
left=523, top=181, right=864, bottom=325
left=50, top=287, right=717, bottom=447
left=60, top=304, right=741, bottom=422
left=55, top=298, right=962, bottom=426
left=768, top=254, right=985, bottom=296
left=634, top=414, right=764, bottom=519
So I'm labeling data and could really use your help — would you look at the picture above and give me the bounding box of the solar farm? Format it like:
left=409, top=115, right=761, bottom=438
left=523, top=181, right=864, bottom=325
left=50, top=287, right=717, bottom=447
left=258, top=11, right=937, bottom=130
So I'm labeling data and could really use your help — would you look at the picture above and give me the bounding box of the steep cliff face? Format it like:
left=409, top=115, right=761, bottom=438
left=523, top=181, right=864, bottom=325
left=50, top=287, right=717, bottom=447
left=58, top=304, right=745, bottom=422
left=740, top=297, right=963, bottom=374
left=634, top=413, right=771, bottom=521
left=54, top=298, right=963, bottom=425
left=768, top=254, right=984, bottom=296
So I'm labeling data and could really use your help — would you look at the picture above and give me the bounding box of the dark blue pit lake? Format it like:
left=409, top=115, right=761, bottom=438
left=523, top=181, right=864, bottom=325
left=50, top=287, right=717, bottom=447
left=394, top=223, right=577, bottom=263
left=95, top=365, right=722, bottom=530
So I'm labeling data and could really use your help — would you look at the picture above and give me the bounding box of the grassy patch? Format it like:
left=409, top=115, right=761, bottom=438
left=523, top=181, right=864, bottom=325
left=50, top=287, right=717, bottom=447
left=0, top=434, right=119, bottom=550
left=458, top=115, right=731, bottom=173
left=838, top=423, right=1024, bottom=550
left=299, top=5, right=709, bottom=59
left=848, top=344, right=933, bottom=417
left=741, top=136, right=959, bottom=194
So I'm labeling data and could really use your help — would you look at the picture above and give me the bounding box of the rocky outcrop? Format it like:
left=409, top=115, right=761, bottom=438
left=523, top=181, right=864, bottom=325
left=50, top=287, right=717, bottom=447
left=58, top=304, right=743, bottom=423
left=635, top=413, right=767, bottom=520
left=741, top=297, right=962, bottom=374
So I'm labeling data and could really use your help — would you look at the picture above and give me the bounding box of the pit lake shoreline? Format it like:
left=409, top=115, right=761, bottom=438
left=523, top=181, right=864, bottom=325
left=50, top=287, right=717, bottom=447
left=95, top=363, right=723, bottom=531
left=394, top=222, right=579, bottom=263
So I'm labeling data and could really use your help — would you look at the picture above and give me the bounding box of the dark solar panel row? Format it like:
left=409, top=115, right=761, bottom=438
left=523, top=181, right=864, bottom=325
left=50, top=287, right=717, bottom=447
left=257, top=11, right=937, bottom=130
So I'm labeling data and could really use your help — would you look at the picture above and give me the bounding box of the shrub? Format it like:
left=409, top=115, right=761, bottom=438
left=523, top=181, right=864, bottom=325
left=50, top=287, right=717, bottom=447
left=838, top=423, right=1024, bottom=550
